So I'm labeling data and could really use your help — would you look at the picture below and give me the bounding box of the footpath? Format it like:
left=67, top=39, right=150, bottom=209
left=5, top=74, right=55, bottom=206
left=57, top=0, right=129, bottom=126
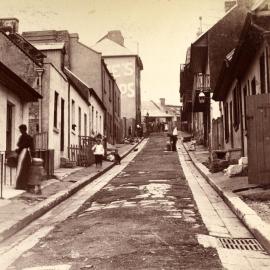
left=180, top=131, right=270, bottom=254
left=0, top=141, right=142, bottom=243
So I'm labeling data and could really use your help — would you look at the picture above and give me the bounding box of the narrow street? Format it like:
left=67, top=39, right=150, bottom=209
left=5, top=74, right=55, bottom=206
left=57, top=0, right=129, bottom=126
left=2, top=133, right=270, bottom=270
left=0, top=134, right=221, bottom=270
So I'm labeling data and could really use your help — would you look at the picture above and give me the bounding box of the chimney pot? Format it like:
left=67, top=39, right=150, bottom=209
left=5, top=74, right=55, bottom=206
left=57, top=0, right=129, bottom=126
left=0, top=18, right=19, bottom=34
left=160, top=98, right=165, bottom=107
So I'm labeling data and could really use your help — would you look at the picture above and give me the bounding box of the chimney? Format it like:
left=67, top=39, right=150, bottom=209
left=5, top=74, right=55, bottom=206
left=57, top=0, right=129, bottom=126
left=160, top=98, right=165, bottom=107
left=224, top=1, right=237, bottom=12
left=69, top=33, right=79, bottom=42
left=0, top=18, right=19, bottom=34
left=106, top=30, right=124, bottom=46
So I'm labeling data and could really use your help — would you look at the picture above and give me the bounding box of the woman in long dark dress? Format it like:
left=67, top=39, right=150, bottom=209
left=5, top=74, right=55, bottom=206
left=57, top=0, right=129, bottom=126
left=15, top=124, right=33, bottom=190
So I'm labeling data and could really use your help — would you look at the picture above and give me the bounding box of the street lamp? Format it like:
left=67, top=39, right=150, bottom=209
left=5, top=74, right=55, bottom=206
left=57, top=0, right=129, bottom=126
left=198, top=91, right=206, bottom=104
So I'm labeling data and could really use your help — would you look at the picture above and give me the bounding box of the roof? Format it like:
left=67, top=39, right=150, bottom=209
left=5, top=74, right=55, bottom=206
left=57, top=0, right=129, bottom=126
left=92, top=37, right=143, bottom=69
left=31, top=42, right=65, bottom=51
left=64, top=68, right=105, bottom=110
left=213, top=12, right=270, bottom=100
left=0, top=60, right=42, bottom=102
left=141, top=100, right=174, bottom=118
left=89, top=87, right=106, bottom=111
left=190, top=1, right=248, bottom=88
left=92, top=38, right=133, bottom=56
left=64, top=68, right=90, bottom=105
left=251, top=0, right=269, bottom=11
left=3, top=32, right=45, bottom=66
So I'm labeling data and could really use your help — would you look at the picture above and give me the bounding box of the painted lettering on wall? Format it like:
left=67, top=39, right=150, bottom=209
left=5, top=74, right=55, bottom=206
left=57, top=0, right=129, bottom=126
left=107, top=61, right=135, bottom=98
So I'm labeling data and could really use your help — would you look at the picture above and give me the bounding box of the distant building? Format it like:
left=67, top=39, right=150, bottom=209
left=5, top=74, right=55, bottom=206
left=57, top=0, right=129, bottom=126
left=22, top=30, right=121, bottom=145
left=158, top=98, right=181, bottom=128
left=92, top=30, right=143, bottom=137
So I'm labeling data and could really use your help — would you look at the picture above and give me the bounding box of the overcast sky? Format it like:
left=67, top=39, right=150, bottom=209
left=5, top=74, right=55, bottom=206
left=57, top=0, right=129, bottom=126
left=0, top=0, right=226, bottom=105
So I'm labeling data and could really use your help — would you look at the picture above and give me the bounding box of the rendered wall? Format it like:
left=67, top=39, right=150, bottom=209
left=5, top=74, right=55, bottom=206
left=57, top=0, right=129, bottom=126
left=69, top=38, right=103, bottom=100
left=46, top=64, right=69, bottom=168
left=104, top=56, right=137, bottom=120
left=69, top=84, right=90, bottom=146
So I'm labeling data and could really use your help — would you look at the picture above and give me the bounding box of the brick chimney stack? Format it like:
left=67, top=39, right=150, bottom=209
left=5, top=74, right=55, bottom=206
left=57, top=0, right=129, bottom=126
left=160, top=98, right=165, bottom=107
left=224, top=1, right=237, bottom=12
left=106, top=30, right=124, bottom=46
left=0, top=18, right=19, bottom=34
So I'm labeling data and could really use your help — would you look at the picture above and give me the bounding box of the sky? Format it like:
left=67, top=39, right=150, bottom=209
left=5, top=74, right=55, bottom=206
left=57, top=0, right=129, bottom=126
left=0, top=0, right=226, bottom=105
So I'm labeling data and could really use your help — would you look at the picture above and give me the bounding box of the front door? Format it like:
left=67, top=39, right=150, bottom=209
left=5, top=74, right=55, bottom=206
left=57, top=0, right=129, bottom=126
left=6, top=102, right=13, bottom=152
left=246, top=94, right=270, bottom=184
left=60, top=98, right=64, bottom=151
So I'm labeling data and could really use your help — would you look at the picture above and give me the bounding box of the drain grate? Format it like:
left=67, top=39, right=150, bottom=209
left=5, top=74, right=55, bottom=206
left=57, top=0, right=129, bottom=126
left=217, top=237, right=263, bottom=251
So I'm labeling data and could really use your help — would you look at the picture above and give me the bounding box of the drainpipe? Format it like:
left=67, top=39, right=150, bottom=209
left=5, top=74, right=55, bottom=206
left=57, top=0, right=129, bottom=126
left=112, top=81, right=115, bottom=145
left=68, top=82, right=70, bottom=159
left=239, top=84, right=244, bottom=157
left=36, top=68, right=44, bottom=132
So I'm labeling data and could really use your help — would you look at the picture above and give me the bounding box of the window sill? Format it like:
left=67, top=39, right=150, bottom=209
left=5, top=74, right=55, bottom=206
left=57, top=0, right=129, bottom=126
left=53, top=127, right=60, bottom=134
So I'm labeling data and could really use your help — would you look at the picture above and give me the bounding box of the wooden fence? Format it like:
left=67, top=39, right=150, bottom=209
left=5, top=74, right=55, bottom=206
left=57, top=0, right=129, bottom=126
left=68, top=145, right=94, bottom=167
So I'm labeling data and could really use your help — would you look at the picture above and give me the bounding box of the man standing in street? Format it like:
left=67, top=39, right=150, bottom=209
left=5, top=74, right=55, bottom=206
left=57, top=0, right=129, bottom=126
left=171, top=125, right=178, bottom=151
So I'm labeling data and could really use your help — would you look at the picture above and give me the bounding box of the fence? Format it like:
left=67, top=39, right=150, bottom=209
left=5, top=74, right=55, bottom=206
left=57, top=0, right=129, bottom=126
left=68, top=144, right=94, bottom=167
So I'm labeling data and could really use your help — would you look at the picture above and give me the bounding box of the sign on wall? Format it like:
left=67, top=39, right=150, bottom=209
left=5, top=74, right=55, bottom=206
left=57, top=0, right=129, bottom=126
left=105, top=57, right=136, bottom=119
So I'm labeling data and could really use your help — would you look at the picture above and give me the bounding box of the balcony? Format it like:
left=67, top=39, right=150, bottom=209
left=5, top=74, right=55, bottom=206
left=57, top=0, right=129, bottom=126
left=193, top=73, right=211, bottom=112
left=195, top=73, right=210, bottom=92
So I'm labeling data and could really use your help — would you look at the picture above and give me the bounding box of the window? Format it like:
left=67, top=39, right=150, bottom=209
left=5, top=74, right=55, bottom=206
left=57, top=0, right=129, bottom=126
left=243, top=86, right=247, bottom=130
left=54, top=91, right=59, bottom=128
left=233, top=83, right=240, bottom=131
left=84, top=113, right=87, bottom=136
left=109, top=80, right=112, bottom=101
left=60, top=98, right=65, bottom=151
left=266, top=47, right=270, bottom=92
left=6, top=102, right=14, bottom=152
left=102, top=69, right=106, bottom=93
left=251, top=77, right=256, bottom=95
left=100, top=115, right=102, bottom=134
left=260, top=52, right=266, bottom=94
left=71, top=99, right=75, bottom=130
left=224, top=102, right=229, bottom=143
left=247, top=79, right=251, bottom=95
left=78, top=107, right=81, bottom=136
left=107, top=112, right=110, bottom=136
left=96, top=111, right=98, bottom=133
left=118, top=97, right=120, bottom=117
left=110, top=114, right=112, bottom=136
left=91, top=106, right=94, bottom=133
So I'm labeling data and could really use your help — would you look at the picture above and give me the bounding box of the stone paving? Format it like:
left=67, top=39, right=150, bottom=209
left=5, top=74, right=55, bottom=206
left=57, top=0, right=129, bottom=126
left=177, top=140, right=270, bottom=269
left=8, top=133, right=223, bottom=270
left=0, top=142, right=136, bottom=242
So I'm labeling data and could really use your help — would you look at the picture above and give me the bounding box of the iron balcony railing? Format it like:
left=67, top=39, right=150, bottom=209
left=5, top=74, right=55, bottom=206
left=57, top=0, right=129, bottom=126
left=195, top=73, right=211, bottom=92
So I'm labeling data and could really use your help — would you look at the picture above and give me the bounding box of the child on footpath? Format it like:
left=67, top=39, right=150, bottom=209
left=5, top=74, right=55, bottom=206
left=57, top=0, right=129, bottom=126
left=92, top=139, right=105, bottom=172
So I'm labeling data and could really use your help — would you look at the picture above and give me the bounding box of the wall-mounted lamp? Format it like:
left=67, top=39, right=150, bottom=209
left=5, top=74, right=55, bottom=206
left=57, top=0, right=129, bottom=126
left=198, top=91, right=206, bottom=104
